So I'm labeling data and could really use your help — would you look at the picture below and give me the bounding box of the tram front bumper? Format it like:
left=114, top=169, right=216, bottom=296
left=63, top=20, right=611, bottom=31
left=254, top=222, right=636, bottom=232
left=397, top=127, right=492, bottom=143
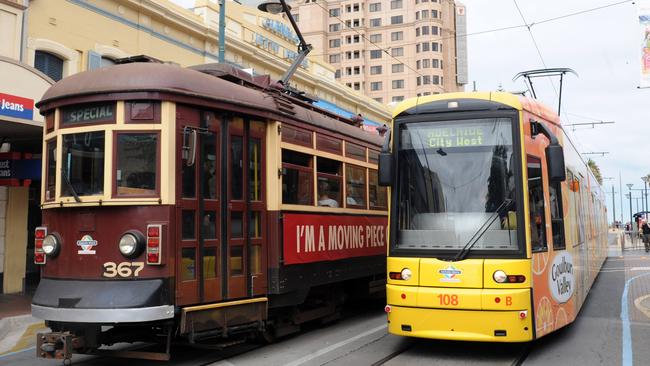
left=387, top=305, right=533, bottom=342
left=32, top=278, right=174, bottom=323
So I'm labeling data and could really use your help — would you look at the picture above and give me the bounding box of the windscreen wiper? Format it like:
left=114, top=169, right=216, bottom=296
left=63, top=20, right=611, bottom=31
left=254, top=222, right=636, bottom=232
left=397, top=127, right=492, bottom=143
left=61, top=166, right=81, bottom=203
left=452, top=199, right=512, bottom=261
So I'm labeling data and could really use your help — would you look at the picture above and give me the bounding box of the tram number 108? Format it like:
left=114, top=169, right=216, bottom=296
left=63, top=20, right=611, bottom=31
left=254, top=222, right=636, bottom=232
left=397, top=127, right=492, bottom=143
left=437, top=294, right=459, bottom=306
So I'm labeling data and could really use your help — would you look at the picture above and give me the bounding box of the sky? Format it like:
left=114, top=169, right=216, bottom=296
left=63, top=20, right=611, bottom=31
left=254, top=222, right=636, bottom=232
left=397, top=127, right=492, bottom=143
left=170, top=0, right=645, bottom=222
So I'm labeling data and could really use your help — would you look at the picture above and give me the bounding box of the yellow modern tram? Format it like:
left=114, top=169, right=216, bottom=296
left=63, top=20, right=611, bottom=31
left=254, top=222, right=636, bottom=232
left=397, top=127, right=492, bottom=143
left=379, top=92, right=607, bottom=342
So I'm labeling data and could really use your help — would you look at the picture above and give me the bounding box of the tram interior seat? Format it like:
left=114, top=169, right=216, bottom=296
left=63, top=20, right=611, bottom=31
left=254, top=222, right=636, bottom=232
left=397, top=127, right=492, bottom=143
left=397, top=212, right=518, bottom=250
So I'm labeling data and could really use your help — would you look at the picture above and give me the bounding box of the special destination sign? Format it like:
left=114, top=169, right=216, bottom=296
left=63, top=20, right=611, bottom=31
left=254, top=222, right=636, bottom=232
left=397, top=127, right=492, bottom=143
left=61, top=103, right=115, bottom=125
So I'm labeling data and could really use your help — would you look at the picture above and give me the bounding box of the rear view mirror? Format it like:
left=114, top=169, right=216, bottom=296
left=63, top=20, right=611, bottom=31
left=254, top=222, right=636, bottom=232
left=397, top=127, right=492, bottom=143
left=182, top=128, right=197, bottom=167
left=546, top=144, right=566, bottom=182
left=379, top=153, right=393, bottom=186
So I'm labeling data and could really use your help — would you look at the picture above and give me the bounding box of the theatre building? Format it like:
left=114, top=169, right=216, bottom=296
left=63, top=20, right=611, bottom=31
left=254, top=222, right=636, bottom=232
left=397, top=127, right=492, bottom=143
left=0, top=0, right=53, bottom=293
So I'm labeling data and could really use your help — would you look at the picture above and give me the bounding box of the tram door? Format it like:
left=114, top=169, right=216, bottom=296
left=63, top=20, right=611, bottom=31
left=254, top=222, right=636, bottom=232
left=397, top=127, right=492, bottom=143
left=226, top=117, right=267, bottom=300
left=176, top=107, right=221, bottom=306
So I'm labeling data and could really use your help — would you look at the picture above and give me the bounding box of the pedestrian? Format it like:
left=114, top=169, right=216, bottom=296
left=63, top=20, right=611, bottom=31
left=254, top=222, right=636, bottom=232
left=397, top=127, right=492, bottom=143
left=642, top=220, right=650, bottom=252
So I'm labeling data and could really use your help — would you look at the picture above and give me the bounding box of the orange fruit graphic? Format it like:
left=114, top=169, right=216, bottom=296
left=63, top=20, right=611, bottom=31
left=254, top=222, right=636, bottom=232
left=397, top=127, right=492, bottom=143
left=554, top=307, right=569, bottom=329
left=533, top=251, right=550, bottom=275
left=535, top=296, right=553, bottom=336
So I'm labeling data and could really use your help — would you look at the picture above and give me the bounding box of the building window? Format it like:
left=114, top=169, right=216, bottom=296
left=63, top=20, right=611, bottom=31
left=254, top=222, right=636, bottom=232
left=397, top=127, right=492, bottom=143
left=370, top=65, right=382, bottom=74
left=422, top=26, right=430, bottom=35
left=390, top=0, right=403, bottom=9
left=422, top=9, right=429, bottom=18
left=416, top=44, right=420, bottom=53
left=369, top=2, right=381, bottom=12
left=329, top=39, right=341, bottom=48
left=416, top=76, right=421, bottom=86
left=352, top=19, right=361, bottom=27
left=353, top=66, right=361, bottom=75
left=370, top=18, right=382, bottom=27
left=370, top=50, right=382, bottom=59
left=415, top=11, right=420, bottom=20
left=353, top=35, right=360, bottom=43
left=416, top=60, right=421, bottom=69
left=353, top=82, right=361, bottom=90
left=370, top=81, right=382, bottom=91
left=329, top=54, right=340, bottom=63
left=416, top=28, right=420, bottom=37
left=432, top=10, right=438, bottom=18
left=374, top=97, right=383, bottom=103
left=433, top=75, right=440, bottom=85
left=390, top=15, right=403, bottom=24
left=392, top=79, right=404, bottom=89
left=335, top=69, right=341, bottom=78
left=353, top=3, right=360, bottom=12
left=369, top=34, right=382, bottom=43
left=422, top=59, right=430, bottom=68
left=329, top=23, right=340, bottom=32
left=391, top=31, right=403, bottom=41
left=392, top=63, right=404, bottom=73
left=432, top=26, right=439, bottom=35
left=330, top=8, right=340, bottom=17
left=391, top=96, right=404, bottom=103
left=353, top=50, right=361, bottom=59
left=422, top=42, right=430, bottom=52
left=432, top=59, right=439, bottom=68
left=345, top=67, right=352, bottom=76
left=391, top=47, right=404, bottom=56
left=34, top=51, right=64, bottom=82
left=423, top=75, right=431, bottom=85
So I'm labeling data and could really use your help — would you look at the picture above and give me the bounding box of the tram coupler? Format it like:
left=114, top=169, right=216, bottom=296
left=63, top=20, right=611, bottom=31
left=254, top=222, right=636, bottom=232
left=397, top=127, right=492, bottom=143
left=36, top=331, right=84, bottom=361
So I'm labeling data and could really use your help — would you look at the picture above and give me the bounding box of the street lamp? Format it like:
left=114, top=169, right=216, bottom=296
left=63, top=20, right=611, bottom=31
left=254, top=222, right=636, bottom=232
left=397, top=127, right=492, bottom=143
left=627, top=183, right=634, bottom=230
left=258, top=0, right=313, bottom=87
left=641, top=175, right=650, bottom=211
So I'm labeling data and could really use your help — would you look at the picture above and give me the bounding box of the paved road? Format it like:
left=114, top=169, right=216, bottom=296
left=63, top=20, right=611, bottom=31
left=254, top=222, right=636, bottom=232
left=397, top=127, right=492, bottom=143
left=4, top=232, right=650, bottom=365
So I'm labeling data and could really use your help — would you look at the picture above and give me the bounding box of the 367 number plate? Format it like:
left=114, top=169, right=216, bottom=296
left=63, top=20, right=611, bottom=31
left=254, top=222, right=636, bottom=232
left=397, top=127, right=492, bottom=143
left=102, top=262, right=144, bottom=278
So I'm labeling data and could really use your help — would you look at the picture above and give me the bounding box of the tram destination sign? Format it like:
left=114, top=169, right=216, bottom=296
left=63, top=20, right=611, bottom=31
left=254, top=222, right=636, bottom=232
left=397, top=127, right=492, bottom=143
left=403, top=121, right=511, bottom=149
left=61, top=103, right=115, bottom=125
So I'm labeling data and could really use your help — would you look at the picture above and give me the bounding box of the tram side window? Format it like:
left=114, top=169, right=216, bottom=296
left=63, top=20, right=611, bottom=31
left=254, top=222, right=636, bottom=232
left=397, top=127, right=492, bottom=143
left=346, top=164, right=367, bottom=208
left=317, top=157, right=342, bottom=207
left=527, top=156, right=547, bottom=252
left=550, top=181, right=566, bottom=250
left=61, top=132, right=104, bottom=197
left=115, top=133, right=158, bottom=196
left=281, top=124, right=312, bottom=147
left=282, top=149, right=313, bottom=205
left=45, top=140, right=56, bottom=201
left=369, top=169, right=388, bottom=210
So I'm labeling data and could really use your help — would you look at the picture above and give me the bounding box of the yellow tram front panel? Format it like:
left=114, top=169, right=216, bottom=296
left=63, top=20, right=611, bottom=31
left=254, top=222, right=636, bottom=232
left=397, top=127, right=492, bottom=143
left=387, top=257, right=534, bottom=342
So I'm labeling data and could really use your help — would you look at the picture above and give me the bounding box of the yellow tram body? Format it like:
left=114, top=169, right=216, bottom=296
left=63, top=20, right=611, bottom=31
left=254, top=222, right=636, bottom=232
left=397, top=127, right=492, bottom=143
left=384, top=92, right=608, bottom=342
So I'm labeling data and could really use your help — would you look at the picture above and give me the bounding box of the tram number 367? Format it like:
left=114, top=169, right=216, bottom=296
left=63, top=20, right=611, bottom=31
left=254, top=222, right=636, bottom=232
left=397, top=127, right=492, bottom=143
left=102, top=262, right=144, bottom=278
left=437, top=294, right=459, bottom=306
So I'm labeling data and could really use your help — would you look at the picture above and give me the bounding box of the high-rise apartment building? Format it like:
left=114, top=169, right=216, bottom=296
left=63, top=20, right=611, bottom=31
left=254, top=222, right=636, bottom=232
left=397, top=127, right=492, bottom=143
left=291, top=0, right=468, bottom=104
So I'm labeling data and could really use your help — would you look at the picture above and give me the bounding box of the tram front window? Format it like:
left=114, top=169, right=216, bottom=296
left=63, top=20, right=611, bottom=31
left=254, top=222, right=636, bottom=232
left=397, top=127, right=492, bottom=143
left=396, top=118, right=520, bottom=255
left=61, top=132, right=105, bottom=197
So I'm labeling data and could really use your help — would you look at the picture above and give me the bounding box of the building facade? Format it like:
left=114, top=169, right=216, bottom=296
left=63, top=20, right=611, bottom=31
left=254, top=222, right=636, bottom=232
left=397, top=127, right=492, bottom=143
left=291, top=0, right=468, bottom=104
left=0, top=0, right=390, bottom=294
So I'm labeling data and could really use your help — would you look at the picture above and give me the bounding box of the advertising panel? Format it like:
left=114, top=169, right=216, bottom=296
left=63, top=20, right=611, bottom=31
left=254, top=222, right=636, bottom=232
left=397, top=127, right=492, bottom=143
left=283, top=213, right=387, bottom=265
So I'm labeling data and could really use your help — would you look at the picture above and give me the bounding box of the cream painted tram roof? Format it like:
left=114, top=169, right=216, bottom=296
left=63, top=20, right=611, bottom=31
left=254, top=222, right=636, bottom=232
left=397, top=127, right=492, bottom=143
left=37, top=62, right=383, bottom=146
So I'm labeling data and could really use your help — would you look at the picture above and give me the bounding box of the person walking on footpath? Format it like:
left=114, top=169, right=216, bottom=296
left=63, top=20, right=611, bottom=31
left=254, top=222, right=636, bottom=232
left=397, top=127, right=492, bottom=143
left=642, top=220, right=650, bottom=252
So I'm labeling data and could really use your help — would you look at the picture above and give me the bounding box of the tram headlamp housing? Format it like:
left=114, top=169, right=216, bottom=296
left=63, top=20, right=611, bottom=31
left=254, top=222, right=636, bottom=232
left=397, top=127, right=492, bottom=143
left=119, top=231, right=145, bottom=258
left=400, top=268, right=413, bottom=281
left=493, top=270, right=508, bottom=283
left=42, top=234, right=60, bottom=257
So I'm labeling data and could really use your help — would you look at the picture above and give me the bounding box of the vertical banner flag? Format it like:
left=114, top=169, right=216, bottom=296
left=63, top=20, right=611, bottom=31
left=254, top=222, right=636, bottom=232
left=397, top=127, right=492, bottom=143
left=640, top=1, right=650, bottom=87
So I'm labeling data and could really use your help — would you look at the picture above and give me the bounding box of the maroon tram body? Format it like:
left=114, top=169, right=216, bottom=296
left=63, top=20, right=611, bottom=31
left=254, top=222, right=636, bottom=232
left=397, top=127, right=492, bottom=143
left=31, top=61, right=388, bottom=360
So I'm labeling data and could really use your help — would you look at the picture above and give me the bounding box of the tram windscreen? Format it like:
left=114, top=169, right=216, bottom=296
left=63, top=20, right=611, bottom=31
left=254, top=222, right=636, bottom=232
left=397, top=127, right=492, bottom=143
left=396, top=118, right=519, bottom=253
left=61, top=132, right=105, bottom=197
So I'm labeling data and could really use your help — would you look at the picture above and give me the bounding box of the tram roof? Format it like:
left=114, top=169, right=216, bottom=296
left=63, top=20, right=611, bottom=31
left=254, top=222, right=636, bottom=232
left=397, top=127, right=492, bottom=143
left=37, top=62, right=383, bottom=146
left=392, top=92, right=560, bottom=126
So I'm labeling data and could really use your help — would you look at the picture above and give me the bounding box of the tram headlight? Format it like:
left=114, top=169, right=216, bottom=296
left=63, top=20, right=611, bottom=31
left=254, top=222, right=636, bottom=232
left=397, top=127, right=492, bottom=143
left=493, top=270, right=508, bottom=283
left=400, top=268, right=413, bottom=281
left=119, top=231, right=145, bottom=258
left=42, top=234, right=60, bottom=257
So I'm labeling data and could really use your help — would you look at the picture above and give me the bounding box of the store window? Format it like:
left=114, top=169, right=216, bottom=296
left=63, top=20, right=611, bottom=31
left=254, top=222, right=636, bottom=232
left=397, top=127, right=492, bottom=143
left=34, top=51, right=64, bottom=82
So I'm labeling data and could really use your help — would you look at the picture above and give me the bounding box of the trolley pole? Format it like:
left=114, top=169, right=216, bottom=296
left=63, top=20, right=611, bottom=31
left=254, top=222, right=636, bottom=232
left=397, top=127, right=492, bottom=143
left=627, top=183, right=634, bottom=230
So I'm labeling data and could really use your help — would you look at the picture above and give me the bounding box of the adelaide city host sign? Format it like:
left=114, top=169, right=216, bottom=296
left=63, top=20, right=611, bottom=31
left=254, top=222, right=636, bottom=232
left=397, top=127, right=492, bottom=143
left=283, top=213, right=387, bottom=265
left=0, top=93, right=34, bottom=120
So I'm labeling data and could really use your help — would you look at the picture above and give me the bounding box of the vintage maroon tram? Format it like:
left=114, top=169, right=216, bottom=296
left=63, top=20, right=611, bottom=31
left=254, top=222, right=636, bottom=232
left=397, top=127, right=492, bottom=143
left=32, top=61, right=388, bottom=360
